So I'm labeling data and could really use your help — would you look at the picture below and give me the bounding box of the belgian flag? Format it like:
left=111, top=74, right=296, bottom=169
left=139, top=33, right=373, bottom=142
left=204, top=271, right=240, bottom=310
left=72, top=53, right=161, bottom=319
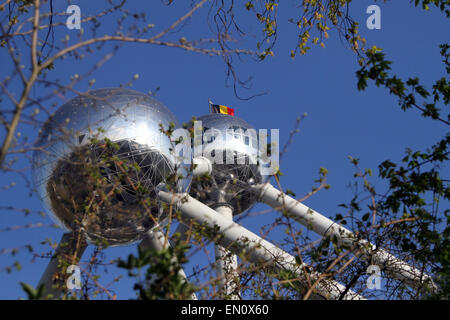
left=211, top=104, right=234, bottom=116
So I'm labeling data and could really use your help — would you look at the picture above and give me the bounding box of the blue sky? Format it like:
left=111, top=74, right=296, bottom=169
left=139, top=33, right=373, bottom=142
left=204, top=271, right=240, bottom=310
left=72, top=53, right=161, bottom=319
left=0, top=1, right=448, bottom=299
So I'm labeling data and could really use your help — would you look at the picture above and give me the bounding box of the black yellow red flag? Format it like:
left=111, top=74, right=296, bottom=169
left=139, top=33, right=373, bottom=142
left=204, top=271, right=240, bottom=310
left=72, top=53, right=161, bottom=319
left=211, top=104, right=234, bottom=116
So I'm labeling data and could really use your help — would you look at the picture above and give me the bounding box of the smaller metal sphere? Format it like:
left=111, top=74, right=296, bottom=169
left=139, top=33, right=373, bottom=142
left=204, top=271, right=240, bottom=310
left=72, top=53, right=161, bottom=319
left=32, top=88, right=187, bottom=246
left=189, top=113, right=265, bottom=214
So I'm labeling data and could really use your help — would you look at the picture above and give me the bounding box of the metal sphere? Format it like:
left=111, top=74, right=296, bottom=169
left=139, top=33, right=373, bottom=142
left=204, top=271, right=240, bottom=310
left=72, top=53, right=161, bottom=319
left=32, top=88, right=186, bottom=246
left=189, top=113, right=265, bottom=214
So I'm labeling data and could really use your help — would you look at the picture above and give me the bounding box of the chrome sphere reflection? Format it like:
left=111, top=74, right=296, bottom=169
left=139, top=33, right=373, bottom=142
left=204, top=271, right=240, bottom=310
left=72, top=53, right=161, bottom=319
left=32, top=88, right=185, bottom=246
left=189, top=114, right=265, bottom=214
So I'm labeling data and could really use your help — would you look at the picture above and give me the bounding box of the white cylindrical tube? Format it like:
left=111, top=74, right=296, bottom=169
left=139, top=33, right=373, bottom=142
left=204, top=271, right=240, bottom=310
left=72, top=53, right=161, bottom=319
left=38, top=232, right=87, bottom=299
left=253, top=183, right=436, bottom=290
left=139, top=229, right=198, bottom=300
left=214, top=205, right=240, bottom=299
left=157, top=190, right=365, bottom=300
left=192, top=156, right=212, bottom=177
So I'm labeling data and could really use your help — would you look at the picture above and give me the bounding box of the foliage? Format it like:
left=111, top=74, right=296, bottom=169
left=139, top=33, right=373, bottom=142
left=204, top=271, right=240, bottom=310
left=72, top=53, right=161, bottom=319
left=117, top=239, right=197, bottom=300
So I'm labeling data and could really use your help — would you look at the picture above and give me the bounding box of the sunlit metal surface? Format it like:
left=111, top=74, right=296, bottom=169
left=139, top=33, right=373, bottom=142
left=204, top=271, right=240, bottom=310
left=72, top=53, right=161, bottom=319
left=32, top=88, right=186, bottom=246
left=189, top=114, right=265, bottom=214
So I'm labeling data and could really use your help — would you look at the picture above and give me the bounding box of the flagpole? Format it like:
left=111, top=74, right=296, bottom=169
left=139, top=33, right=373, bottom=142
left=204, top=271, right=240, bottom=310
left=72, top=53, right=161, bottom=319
left=208, top=98, right=212, bottom=114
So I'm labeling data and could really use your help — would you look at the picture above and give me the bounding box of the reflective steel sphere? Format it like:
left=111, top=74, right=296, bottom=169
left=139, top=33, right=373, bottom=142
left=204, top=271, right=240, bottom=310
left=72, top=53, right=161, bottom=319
left=32, top=88, right=186, bottom=246
left=189, top=114, right=265, bottom=214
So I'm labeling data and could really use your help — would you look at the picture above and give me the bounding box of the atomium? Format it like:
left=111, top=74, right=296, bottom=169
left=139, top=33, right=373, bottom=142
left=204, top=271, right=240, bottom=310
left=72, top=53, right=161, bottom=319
left=189, top=113, right=266, bottom=214
left=30, top=91, right=425, bottom=300
left=32, top=88, right=187, bottom=246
